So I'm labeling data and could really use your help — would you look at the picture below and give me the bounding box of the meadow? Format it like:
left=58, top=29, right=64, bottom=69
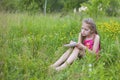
left=0, top=12, right=120, bottom=80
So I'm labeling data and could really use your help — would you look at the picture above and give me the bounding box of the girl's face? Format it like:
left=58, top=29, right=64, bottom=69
left=81, top=22, right=91, bottom=36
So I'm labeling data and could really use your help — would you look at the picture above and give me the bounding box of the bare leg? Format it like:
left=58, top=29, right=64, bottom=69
left=50, top=41, right=75, bottom=68
left=50, top=48, right=73, bottom=68
left=56, top=47, right=80, bottom=71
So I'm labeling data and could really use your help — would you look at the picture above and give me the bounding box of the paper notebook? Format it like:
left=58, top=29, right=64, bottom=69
left=64, top=42, right=77, bottom=47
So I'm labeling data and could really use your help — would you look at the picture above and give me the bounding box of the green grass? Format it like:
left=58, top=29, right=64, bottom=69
left=0, top=12, right=120, bottom=80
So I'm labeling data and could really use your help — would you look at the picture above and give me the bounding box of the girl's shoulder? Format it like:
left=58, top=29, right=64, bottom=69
left=95, top=34, right=100, bottom=39
left=94, top=34, right=100, bottom=41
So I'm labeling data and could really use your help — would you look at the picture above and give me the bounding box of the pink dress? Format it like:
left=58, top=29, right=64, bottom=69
left=83, top=39, right=100, bottom=54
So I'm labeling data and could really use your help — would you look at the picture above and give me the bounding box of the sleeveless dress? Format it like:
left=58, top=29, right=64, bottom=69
left=83, top=36, right=100, bottom=54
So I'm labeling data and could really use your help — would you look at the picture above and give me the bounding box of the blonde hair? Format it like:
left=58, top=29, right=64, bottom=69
left=82, top=18, right=98, bottom=34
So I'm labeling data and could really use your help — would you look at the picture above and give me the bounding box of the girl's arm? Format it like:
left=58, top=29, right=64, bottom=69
left=78, top=32, right=82, bottom=43
left=92, top=34, right=100, bottom=53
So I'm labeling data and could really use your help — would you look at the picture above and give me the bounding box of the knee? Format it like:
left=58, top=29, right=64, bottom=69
left=74, top=47, right=80, bottom=51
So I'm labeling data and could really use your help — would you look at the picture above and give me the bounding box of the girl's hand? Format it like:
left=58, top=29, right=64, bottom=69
left=76, top=43, right=86, bottom=50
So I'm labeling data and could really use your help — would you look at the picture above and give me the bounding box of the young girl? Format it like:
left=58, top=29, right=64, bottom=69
left=50, top=18, right=100, bottom=71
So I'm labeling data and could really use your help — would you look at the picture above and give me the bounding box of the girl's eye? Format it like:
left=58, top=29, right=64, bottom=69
left=85, top=29, right=88, bottom=31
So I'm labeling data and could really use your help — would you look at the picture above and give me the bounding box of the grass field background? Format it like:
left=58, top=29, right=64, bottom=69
left=0, top=12, right=120, bottom=80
